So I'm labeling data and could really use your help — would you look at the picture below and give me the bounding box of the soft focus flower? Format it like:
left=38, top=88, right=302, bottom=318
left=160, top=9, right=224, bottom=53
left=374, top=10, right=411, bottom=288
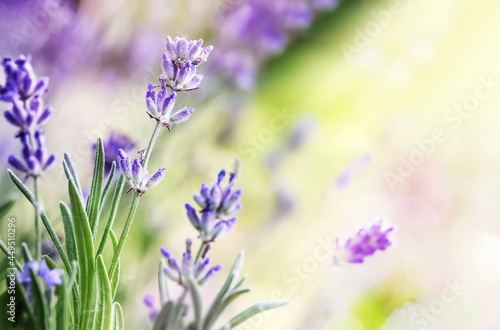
left=118, top=149, right=166, bottom=196
left=185, top=169, right=242, bottom=243
left=93, top=131, right=136, bottom=175
left=17, top=259, right=62, bottom=289
left=334, top=219, right=395, bottom=264
left=1, top=55, right=56, bottom=180
left=160, top=239, right=222, bottom=286
left=143, top=294, right=157, bottom=322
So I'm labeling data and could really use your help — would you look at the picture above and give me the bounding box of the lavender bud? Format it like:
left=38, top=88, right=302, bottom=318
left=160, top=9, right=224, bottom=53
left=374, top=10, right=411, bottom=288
left=193, top=194, right=206, bottom=208
left=162, top=54, right=177, bottom=80
left=199, top=264, right=222, bottom=285
left=131, top=159, right=143, bottom=184
left=211, top=218, right=237, bottom=241
left=194, top=257, right=211, bottom=278
left=201, top=211, right=216, bottom=234
left=183, top=74, right=203, bottom=90
left=176, top=62, right=196, bottom=87
left=8, top=155, right=28, bottom=172
left=165, top=37, right=177, bottom=60
left=177, top=38, right=189, bottom=59
left=169, top=107, right=194, bottom=124
left=161, top=92, right=176, bottom=116
left=186, top=204, right=202, bottom=231
left=145, top=167, right=166, bottom=188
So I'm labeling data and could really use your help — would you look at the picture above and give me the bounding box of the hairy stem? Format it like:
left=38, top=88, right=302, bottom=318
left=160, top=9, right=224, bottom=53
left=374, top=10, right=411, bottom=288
left=34, top=176, right=42, bottom=261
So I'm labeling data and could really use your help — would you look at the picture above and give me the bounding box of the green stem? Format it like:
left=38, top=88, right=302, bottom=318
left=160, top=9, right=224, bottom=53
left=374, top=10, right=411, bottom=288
left=194, top=242, right=207, bottom=265
left=142, top=121, right=162, bottom=177
left=108, top=192, right=140, bottom=276
left=34, top=176, right=41, bottom=261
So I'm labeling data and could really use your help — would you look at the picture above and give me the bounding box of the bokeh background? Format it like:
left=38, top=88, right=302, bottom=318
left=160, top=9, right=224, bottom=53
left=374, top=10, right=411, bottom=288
left=2, top=0, right=500, bottom=329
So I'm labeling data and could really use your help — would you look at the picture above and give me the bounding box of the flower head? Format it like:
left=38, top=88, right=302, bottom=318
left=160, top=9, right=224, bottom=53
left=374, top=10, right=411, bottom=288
left=145, top=84, right=194, bottom=131
left=160, top=239, right=222, bottom=286
left=186, top=169, right=242, bottom=243
left=118, top=149, right=166, bottom=196
left=334, top=219, right=394, bottom=265
left=17, top=259, right=62, bottom=289
left=0, top=55, right=49, bottom=102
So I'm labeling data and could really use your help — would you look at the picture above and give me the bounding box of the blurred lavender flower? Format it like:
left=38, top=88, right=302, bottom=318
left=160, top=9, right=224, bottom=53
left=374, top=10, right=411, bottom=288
left=93, top=131, right=135, bottom=175
left=334, top=154, right=372, bottom=189
left=1, top=55, right=56, bottom=180
left=160, top=36, right=213, bottom=92
left=143, top=294, right=158, bottom=322
left=334, top=219, right=394, bottom=265
left=186, top=169, right=242, bottom=243
left=160, top=239, right=222, bottom=286
left=145, top=84, right=194, bottom=131
left=17, top=259, right=62, bottom=289
left=118, top=149, right=166, bottom=196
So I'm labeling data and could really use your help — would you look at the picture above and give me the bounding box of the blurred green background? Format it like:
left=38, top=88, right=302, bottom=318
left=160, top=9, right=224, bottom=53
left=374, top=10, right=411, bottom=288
left=2, top=0, right=500, bottom=329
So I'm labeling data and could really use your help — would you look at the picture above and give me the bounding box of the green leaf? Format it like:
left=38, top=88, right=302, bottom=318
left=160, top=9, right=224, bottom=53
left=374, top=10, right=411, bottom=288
left=224, top=300, right=290, bottom=329
left=111, top=302, right=124, bottom=330
left=7, top=169, right=72, bottom=274
left=204, top=251, right=245, bottom=329
left=21, top=242, right=33, bottom=262
left=63, top=153, right=83, bottom=198
left=96, top=174, right=125, bottom=257
left=0, top=239, right=22, bottom=270
left=100, top=161, right=116, bottom=211
left=0, top=195, right=16, bottom=220
left=56, top=274, right=70, bottom=330
left=153, top=301, right=174, bottom=330
left=30, top=267, right=50, bottom=330
left=94, top=255, right=113, bottom=330
left=109, top=230, right=120, bottom=300
left=213, top=287, right=252, bottom=323
left=68, top=178, right=95, bottom=330
left=43, top=255, right=58, bottom=269
left=60, top=201, right=77, bottom=265
left=87, top=138, right=105, bottom=243
left=187, top=277, right=203, bottom=330
left=158, top=258, right=170, bottom=305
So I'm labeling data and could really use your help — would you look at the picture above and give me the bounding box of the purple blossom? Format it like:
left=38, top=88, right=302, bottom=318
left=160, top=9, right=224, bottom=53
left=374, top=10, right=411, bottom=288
left=93, top=131, right=136, bottom=175
left=118, top=149, right=166, bottom=196
left=334, top=219, right=395, bottom=265
left=186, top=169, right=242, bottom=243
left=17, top=259, right=62, bottom=289
left=0, top=56, right=49, bottom=102
left=160, top=239, right=222, bottom=286
left=143, top=294, right=158, bottom=322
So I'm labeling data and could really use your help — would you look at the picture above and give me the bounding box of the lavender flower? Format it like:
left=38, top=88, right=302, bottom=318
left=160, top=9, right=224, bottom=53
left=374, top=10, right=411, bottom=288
left=1, top=55, right=56, bottom=180
left=160, top=239, right=222, bottom=286
left=145, top=84, right=194, bottom=131
left=143, top=294, right=158, bottom=322
left=334, top=219, right=394, bottom=265
left=185, top=169, right=242, bottom=243
left=17, top=259, right=62, bottom=289
left=118, top=149, right=166, bottom=196
left=160, top=36, right=212, bottom=92
left=92, top=131, right=135, bottom=175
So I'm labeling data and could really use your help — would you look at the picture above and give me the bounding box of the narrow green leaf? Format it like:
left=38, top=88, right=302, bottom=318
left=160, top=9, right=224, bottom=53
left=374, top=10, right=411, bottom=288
left=56, top=274, right=69, bottom=330
left=153, top=301, right=174, bottom=330
left=30, top=267, right=50, bottom=330
left=60, top=201, right=77, bottom=265
left=234, top=274, right=248, bottom=290
left=94, top=255, right=113, bottom=330
left=158, top=258, right=170, bottom=305
left=0, top=195, right=16, bottom=220
left=68, top=178, right=95, bottom=330
left=100, top=161, right=116, bottom=211
left=43, top=255, right=58, bottom=269
left=0, top=239, right=22, bottom=270
left=111, top=302, right=124, bottom=330
left=63, top=153, right=83, bottom=197
left=87, top=138, right=105, bottom=243
left=109, top=230, right=120, bottom=300
left=187, top=277, right=203, bottom=330
left=204, top=251, right=245, bottom=329
left=225, top=300, right=290, bottom=329
left=212, top=287, right=253, bottom=326
left=8, top=169, right=72, bottom=274
left=96, top=174, right=125, bottom=257
left=21, top=242, right=32, bottom=262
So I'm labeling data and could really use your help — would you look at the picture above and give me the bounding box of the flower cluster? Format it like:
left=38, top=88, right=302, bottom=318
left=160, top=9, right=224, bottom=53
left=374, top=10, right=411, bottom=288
left=186, top=169, right=242, bottom=243
left=334, top=219, right=394, bottom=264
left=118, top=149, right=166, bottom=196
left=160, top=239, right=222, bottom=286
left=214, top=0, right=341, bottom=89
left=145, top=84, right=194, bottom=131
left=17, top=259, right=62, bottom=301
left=93, top=131, right=136, bottom=175
left=1, top=55, right=56, bottom=179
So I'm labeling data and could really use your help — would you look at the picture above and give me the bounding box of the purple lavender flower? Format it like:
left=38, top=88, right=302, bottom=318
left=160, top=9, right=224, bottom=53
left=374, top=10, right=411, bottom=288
left=17, top=259, right=62, bottom=289
left=160, top=36, right=212, bottom=92
left=1, top=55, right=56, bottom=180
left=93, top=131, right=136, bottom=175
left=160, top=239, right=222, bottom=286
left=334, top=219, right=394, bottom=265
left=143, top=294, right=158, bottom=322
left=118, top=149, right=166, bottom=196
left=186, top=169, right=242, bottom=243
left=145, top=84, right=194, bottom=131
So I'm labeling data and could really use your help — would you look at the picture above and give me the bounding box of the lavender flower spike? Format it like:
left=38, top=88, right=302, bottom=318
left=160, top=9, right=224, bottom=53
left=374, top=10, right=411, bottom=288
left=118, top=149, right=166, bottom=195
left=334, top=219, right=395, bottom=265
